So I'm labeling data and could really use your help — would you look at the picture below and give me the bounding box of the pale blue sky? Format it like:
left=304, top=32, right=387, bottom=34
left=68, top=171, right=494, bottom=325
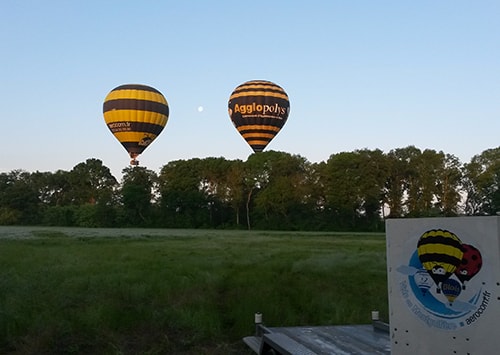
left=1, top=1, right=499, bottom=179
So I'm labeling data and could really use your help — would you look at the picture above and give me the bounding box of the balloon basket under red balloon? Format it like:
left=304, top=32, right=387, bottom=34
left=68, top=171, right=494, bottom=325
left=130, top=159, right=139, bottom=166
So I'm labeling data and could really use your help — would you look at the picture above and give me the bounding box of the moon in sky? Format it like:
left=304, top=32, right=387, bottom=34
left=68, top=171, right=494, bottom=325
left=197, top=106, right=204, bottom=112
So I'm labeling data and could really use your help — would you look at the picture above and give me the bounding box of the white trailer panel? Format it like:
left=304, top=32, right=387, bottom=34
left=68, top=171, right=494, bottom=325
left=386, top=217, right=500, bottom=355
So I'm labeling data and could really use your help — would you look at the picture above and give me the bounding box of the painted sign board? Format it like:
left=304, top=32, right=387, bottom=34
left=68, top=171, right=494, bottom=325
left=386, top=217, right=500, bottom=354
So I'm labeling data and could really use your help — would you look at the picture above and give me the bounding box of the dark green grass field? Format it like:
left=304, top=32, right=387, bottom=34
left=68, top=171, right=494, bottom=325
left=0, top=227, right=388, bottom=354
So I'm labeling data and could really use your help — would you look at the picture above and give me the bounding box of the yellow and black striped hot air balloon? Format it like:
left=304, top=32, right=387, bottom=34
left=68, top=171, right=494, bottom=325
left=103, top=84, right=169, bottom=165
left=228, top=80, right=290, bottom=153
left=417, top=229, right=463, bottom=293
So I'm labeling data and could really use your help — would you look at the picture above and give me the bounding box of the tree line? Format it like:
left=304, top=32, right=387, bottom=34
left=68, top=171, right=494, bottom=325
left=2, top=146, right=500, bottom=231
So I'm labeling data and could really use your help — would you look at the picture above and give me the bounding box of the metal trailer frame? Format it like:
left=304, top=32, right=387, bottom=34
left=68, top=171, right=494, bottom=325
left=243, top=312, right=390, bottom=354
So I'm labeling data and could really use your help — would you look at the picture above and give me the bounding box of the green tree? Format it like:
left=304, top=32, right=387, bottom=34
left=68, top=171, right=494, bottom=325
left=120, top=166, right=157, bottom=226
left=385, top=149, right=407, bottom=218
left=158, top=159, right=207, bottom=227
left=64, top=159, right=119, bottom=227
left=0, top=170, right=41, bottom=224
left=322, top=149, right=387, bottom=230
left=321, top=152, right=360, bottom=229
left=435, top=153, right=463, bottom=216
left=198, top=157, right=235, bottom=227
left=30, top=170, right=72, bottom=206
left=243, top=151, right=288, bottom=229
left=356, top=149, right=388, bottom=229
left=463, top=147, right=500, bottom=215
left=409, top=149, right=461, bottom=217
left=386, top=146, right=422, bottom=217
left=224, top=160, right=246, bottom=227
left=306, top=161, right=329, bottom=229
left=408, top=149, right=442, bottom=216
left=68, top=158, right=118, bottom=205
left=386, top=147, right=463, bottom=217
left=248, top=151, right=313, bottom=229
left=30, top=170, right=74, bottom=225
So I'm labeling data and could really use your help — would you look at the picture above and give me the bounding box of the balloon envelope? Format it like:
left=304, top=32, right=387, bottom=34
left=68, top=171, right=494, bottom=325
left=454, top=243, right=482, bottom=285
left=228, top=80, right=290, bottom=153
left=103, top=84, right=169, bottom=165
left=417, top=229, right=463, bottom=291
left=441, top=278, right=462, bottom=304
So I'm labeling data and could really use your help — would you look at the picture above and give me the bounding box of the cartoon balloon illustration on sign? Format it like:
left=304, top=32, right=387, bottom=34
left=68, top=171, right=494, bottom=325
left=441, top=278, right=462, bottom=305
left=103, top=84, right=169, bottom=166
left=228, top=80, right=290, bottom=153
left=454, top=243, right=482, bottom=289
left=417, top=229, right=463, bottom=293
left=414, top=269, right=433, bottom=295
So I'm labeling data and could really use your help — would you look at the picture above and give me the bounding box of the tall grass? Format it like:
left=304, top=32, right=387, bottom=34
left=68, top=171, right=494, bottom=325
left=0, top=227, right=388, bottom=354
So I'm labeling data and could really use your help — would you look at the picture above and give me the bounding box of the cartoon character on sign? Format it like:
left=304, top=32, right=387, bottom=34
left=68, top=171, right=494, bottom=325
left=454, top=243, right=482, bottom=290
left=417, top=229, right=464, bottom=293
left=228, top=80, right=290, bottom=153
left=414, top=269, right=433, bottom=295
